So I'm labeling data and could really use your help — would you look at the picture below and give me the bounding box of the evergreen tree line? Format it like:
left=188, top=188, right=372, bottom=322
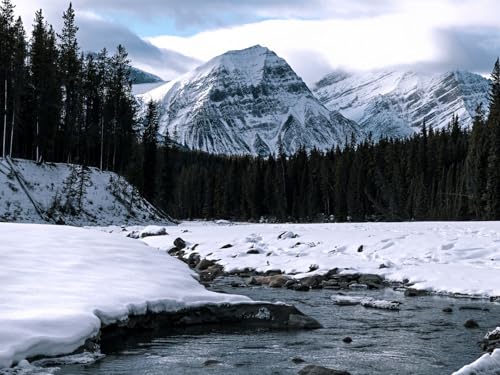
left=140, top=60, right=500, bottom=222
left=0, top=1, right=135, bottom=172
left=4, top=1, right=500, bottom=222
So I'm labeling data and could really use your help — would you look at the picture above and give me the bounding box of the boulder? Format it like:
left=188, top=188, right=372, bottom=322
left=99, top=303, right=322, bottom=352
left=187, top=253, right=201, bottom=268
left=196, top=258, right=216, bottom=271
left=442, top=307, right=453, bottom=313
left=173, top=237, right=186, bottom=250
left=358, top=274, right=384, bottom=289
left=278, top=231, right=299, bottom=239
left=342, top=337, right=352, bottom=343
left=298, top=365, right=351, bottom=375
left=247, top=249, right=261, bottom=254
left=264, top=269, right=283, bottom=276
left=404, top=288, right=428, bottom=297
left=482, top=327, right=500, bottom=352
left=203, top=359, right=221, bottom=366
left=269, top=275, right=291, bottom=288
left=292, top=357, right=306, bottom=364
left=198, top=264, right=224, bottom=282
left=324, top=268, right=339, bottom=279
left=464, top=319, right=479, bottom=329
left=300, top=275, right=324, bottom=289
left=330, top=273, right=360, bottom=283
left=289, top=283, right=310, bottom=292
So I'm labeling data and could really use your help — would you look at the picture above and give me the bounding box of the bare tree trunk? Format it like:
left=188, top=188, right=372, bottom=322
left=2, top=79, right=7, bottom=159
left=100, top=117, right=104, bottom=170
left=36, top=117, right=39, bottom=163
left=112, top=118, right=116, bottom=171
left=9, top=101, right=14, bottom=157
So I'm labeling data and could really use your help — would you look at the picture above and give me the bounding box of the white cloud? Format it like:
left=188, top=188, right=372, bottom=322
left=12, top=0, right=500, bottom=83
left=145, top=0, right=500, bottom=83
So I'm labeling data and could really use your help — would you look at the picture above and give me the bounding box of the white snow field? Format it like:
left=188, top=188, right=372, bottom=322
left=0, top=223, right=250, bottom=369
left=0, top=158, right=166, bottom=226
left=135, top=221, right=500, bottom=298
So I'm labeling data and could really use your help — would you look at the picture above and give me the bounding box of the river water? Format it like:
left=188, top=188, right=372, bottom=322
left=56, top=277, right=499, bottom=375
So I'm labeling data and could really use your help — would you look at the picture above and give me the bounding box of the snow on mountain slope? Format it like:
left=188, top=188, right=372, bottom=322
left=0, top=158, right=168, bottom=226
left=313, top=70, right=490, bottom=139
left=139, top=45, right=362, bottom=156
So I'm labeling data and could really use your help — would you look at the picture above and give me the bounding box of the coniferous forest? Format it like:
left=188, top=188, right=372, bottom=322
left=2, top=1, right=500, bottom=222
left=0, top=1, right=135, bottom=172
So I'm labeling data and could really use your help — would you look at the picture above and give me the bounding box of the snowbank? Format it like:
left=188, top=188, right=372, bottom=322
left=0, top=223, right=250, bottom=368
left=332, top=296, right=401, bottom=310
left=452, top=349, right=500, bottom=374
left=136, top=221, right=500, bottom=297
left=0, top=158, right=167, bottom=226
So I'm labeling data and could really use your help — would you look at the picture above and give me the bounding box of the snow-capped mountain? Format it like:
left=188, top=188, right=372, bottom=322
left=313, top=70, right=490, bottom=139
left=139, top=45, right=361, bottom=156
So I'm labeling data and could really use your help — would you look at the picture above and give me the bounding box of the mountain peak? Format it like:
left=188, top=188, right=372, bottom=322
left=224, top=44, right=271, bottom=55
left=139, top=47, right=362, bottom=156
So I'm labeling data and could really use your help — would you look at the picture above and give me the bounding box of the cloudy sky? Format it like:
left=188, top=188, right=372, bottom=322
left=13, top=0, right=500, bottom=84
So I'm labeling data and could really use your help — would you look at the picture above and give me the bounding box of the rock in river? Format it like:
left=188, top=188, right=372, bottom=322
left=298, top=364, right=352, bottom=375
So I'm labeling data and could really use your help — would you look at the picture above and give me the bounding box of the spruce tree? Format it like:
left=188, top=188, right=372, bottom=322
left=0, top=0, right=15, bottom=158
left=29, top=10, right=61, bottom=162
left=142, top=100, right=159, bottom=201
left=58, top=2, right=81, bottom=162
left=9, top=16, right=27, bottom=157
left=484, top=58, right=500, bottom=219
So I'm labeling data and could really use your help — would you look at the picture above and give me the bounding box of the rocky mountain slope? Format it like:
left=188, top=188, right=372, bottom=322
left=139, top=45, right=362, bottom=156
left=313, top=70, right=490, bottom=139
left=130, top=67, right=163, bottom=84
left=0, top=157, right=169, bottom=226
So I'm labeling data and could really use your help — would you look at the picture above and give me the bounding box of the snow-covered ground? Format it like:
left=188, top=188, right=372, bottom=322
left=128, top=221, right=500, bottom=298
left=0, top=158, right=167, bottom=226
left=0, top=223, right=250, bottom=368
left=453, top=349, right=500, bottom=374
left=121, top=221, right=500, bottom=374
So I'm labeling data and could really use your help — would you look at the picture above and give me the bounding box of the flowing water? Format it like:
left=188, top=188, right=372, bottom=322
left=54, top=278, right=499, bottom=375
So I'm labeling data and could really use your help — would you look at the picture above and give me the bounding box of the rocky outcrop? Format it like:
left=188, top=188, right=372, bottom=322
left=314, top=69, right=490, bottom=140
left=482, top=327, right=500, bottom=352
left=99, top=302, right=321, bottom=350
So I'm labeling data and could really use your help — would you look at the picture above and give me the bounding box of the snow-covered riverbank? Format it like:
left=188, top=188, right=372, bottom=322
left=0, top=223, right=252, bottom=368
left=131, top=221, right=500, bottom=298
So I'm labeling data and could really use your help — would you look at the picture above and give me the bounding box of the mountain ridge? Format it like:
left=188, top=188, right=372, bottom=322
left=313, top=69, right=490, bottom=139
left=138, top=45, right=362, bottom=156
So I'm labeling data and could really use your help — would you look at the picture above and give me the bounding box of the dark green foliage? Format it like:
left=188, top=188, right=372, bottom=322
left=141, top=100, right=159, bottom=201
left=1, top=2, right=136, bottom=174
left=4, top=0, right=500, bottom=223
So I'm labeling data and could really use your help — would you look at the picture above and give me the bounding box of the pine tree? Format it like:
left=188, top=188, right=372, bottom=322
left=58, top=2, right=81, bottom=162
left=29, top=10, right=61, bottom=162
left=484, top=58, right=500, bottom=219
left=0, top=0, right=15, bottom=158
left=142, top=100, right=159, bottom=201
left=465, top=104, right=487, bottom=217
left=9, top=16, right=27, bottom=157
left=104, top=45, right=135, bottom=172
